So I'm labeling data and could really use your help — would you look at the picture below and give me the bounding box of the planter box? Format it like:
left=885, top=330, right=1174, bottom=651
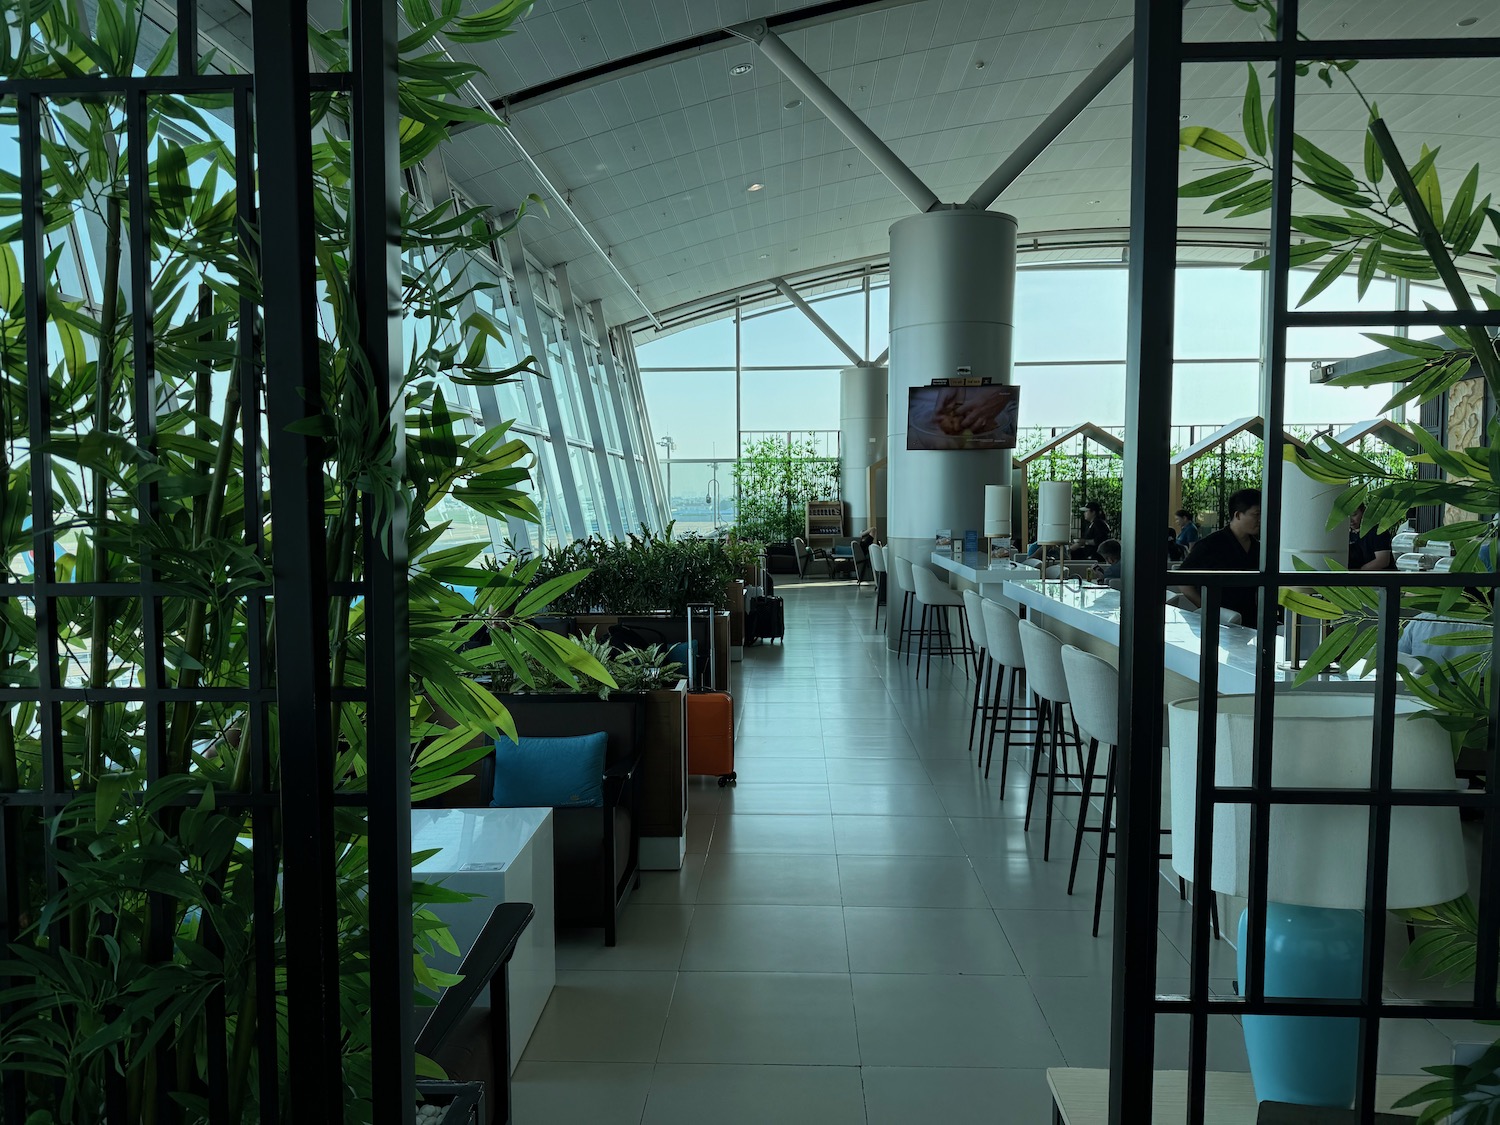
left=639, top=682, right=688, bottom=871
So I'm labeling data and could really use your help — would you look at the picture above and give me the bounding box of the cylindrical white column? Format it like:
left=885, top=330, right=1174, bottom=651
left=886, top=210, right=1018, bottom=648
left=840, top=366, right=888, bottom=537
left=1280, top=459, right=1349, bottom=573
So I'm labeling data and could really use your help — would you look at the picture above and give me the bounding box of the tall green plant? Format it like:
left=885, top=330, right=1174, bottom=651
left=1181, top=5, right=1500, bottom=1117
left=731, top=433, right=840, bottom=544
left=0, top=1, right=608, bottom=1120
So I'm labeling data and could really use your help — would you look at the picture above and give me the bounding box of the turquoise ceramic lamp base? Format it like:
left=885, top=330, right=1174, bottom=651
left=1237, top=903, right=1364, bottom=1107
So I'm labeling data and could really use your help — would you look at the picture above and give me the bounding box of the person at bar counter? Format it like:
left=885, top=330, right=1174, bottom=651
left=1175, top=487, right=1261, bottom=622
left=1071, top=500, right=1113, bottom=560
left=1174, top=508, right=1201, bottom=547
left=1092, top=538, right=1123, bottom=581
left=1348, top=503, right=1395, bottom=570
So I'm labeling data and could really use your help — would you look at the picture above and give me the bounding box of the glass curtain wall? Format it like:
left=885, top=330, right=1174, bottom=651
left=636, top=260, right=1432, bottom=533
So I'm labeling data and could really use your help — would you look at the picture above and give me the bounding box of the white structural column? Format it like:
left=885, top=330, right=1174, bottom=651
left=839, top=366, right=887, bottom=537
left=885, top=209, right=1018, bottom=649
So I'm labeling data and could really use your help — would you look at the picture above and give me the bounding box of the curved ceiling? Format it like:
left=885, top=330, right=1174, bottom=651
left=429, top=0, right=1498, bottom=333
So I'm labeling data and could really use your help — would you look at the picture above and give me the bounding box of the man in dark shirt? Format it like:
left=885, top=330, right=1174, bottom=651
left=1348, top=504, right=1395, bottom=570
left=1073, top=500, right=1112, bottom=560
left=1177, top=488, right=1261, bottom=623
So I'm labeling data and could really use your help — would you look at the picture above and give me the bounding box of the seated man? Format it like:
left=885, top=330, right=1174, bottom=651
left=1176, top=488, right=1261, bottom=623
left=1092, top=539, right=1123, bottom=581
left=1348, top=503, right=1395, bottom=571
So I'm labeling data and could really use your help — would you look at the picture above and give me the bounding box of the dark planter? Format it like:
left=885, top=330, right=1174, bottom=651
left=571, top=611, right=732, bottom=690
left=416, top=1080, right=484, bottom=1124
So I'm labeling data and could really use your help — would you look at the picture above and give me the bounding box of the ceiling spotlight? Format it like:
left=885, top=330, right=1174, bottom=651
left=785, top=98, right=802, bottom=109
left=747, top=182, right=764, bottom=191
left=1089, top=199, right=1102, bottom=205
left=758, top=253, right=770, bottom=259
left=974, top=60, right=986, bottom=69
left=1458, top=16, right=1478, bottom=25
left=730, top=62, right=754, bottom=76
left=1180, top=113, right=1190, bottom=120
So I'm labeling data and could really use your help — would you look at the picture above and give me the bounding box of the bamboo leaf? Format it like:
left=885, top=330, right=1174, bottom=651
left=1180, top=167, right=1254, bottom=199
left=1296, top=248, right=1354, bottom=307
left=1242, top=64, right=1266, bottom=156
left=1179, top=126, right=1247, bottom=161
left=1364, top=107, right=1384, bottom=184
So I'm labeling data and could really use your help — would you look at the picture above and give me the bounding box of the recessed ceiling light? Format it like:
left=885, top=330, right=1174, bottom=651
left=785, top=98, right=802, bottom=109
left=974, top=60, right=986, bottom=70
left=747, top=182, right=764, bottom=191
left=1089, top=199, right=1102, bottom=205
left=730, top=62, right=754, bottom=76
left=758, top=253, right=770, bottom=259
left=1180, top=113, right=1190, bottom=120
left=1458, top=16, right=1478, bottom=25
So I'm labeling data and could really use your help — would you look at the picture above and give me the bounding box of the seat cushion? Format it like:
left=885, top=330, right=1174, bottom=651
left=490, top=732, right=607, bottom=809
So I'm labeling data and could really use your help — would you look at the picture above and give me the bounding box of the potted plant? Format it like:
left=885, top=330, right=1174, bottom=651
left=0, top=0, right=608, bottom=1119
left=1178, top=3, right=1500, bottom=1115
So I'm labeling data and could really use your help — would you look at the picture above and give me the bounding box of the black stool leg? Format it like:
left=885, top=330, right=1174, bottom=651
left=993, top=666, right=1018, bottom=783
left=969, top=647, right=988, bottom=754
left=1068, top=737, right=1100, bottom=895
left=1023, top=695, right=1048, bottom=831
left=898, top=591, right=911, bottom=663
left=915, top=604, right=929, bottom=684
left=1043, top=701, right=1063, bottom=861
left=1092, top=743, right=1118, bottom=938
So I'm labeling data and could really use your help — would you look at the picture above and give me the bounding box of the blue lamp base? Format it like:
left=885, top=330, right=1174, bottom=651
left=1237, top=903, right=1364, bottom=1107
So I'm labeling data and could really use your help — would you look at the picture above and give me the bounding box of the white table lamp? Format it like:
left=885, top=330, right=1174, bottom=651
left=1036, top=480, right=1073, bottom=580
left=985, top=484, right=1012, bottom=558
left=1167, top=693, right=1466, bottom=1107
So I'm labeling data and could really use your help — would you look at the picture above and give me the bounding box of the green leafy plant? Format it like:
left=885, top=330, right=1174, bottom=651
left=517, top=523, right=760, bottom=617
left=731, top=433, right=841, bottom=544
left=483, top=636, right=684, bottom=698
left=1181, top=5, right=1500, bottom=1117
left=0, top=1, right=609, bottom=1120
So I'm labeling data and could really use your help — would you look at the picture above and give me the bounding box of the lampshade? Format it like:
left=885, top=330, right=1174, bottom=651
left=1280, top=459, right=1349, bottom=574
left=1037, top=481, right=1073, bottom=543
left=1167, top=694, right=1467, bottom=910
left=984, top=485, right=1011, bottom=536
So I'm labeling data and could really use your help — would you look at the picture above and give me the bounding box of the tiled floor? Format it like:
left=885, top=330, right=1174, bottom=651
left=512, top=581, right=1468, bottom=1124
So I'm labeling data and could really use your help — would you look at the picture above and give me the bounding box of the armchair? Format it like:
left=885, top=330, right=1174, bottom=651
left=792, top=536, right=833, bottom=578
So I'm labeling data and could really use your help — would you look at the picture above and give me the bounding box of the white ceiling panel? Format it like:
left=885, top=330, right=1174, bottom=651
left=428, top=0, right=1500, bottom=328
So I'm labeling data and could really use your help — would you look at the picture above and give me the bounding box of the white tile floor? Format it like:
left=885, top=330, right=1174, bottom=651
left=513, top=581, right=1472, bottom=1124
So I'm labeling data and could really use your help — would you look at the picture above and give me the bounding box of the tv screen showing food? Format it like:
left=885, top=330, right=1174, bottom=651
left=906, top=384, right=1020, bottom=450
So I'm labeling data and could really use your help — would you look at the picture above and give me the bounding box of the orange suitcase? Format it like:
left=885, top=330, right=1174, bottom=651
left=685, top=602, right=736, bottom=786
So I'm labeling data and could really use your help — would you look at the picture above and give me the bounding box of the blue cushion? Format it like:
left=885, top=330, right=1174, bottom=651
left=666, top=641, right=693, bottom=672
left=490, top=732, right=607, bottom=809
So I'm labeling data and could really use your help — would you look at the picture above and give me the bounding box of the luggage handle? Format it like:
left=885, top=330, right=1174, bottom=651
left=686, top=601, right=717, bottom=692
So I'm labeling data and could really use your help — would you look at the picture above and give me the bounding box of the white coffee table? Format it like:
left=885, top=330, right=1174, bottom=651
left=412, top=807, right=555, bottom=1074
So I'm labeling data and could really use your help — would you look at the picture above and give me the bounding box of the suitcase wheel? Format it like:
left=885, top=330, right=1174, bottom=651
left=717, top=772, right=737, bottom=787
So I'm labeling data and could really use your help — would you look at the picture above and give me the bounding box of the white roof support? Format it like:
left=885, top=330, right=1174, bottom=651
left=729, top=20, right=941, bottom=214
left=772, top=277, right=865, bottom=367
left=966, top=31, right=1136, bottom=210
left=871, top=346, right=889, bottom=368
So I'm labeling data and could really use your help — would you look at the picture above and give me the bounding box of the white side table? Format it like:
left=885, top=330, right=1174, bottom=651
left=412, top=807, right=555, bottom=1075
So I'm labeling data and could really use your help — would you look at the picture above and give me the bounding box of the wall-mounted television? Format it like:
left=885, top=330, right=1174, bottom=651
left=906, top=384, right=1020, bottom=450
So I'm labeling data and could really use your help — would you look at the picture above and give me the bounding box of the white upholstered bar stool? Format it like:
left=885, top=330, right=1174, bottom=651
left=1016, top=619, right=1085, bottom=860
left=911, top=565, right=973, bottom=687
left=891, top=555, right=919, bottom=664
left=869, top=544, right=888, bottom=631
left=962, top=588, right=990, bottom=755
left=979, top=600, right=1033, bottom=786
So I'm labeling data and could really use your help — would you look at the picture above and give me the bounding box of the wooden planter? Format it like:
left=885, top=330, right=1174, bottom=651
left=639, top=681, right=688, bottom=870
left=573, top=611, right=732, bottom=690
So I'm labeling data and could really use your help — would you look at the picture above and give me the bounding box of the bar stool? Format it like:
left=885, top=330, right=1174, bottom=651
left=891, top=555, right=919, bottom=664
left=1017, top=619, right=1087, bottom=860
left=961, top=589, right=989, bottom=755
left=1060, top=645, right=1208, bottom=939
left=911, top=565, right=973, bottom=687
left=979, top=600, right=1033, bottom=786
left=869, top=543, right=888, bottom=631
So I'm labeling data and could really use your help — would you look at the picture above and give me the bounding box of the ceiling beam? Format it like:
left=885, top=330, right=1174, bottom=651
left=966, top=31, right=1135, bottom=209
left=772, top=277, right=866, bottom=366
left=487, top=0, right=929, bottom=117
left=871, top=346, right=889, bottom=367
left=729, top=20, right=941, bottom=214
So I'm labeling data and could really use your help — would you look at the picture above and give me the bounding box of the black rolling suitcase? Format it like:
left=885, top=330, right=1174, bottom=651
left=747, top=594, right=784, bottom=644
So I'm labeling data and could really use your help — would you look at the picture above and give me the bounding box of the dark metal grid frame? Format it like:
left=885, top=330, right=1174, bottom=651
left=1114, top=3, right=1500, bottom=1123
left=0, top=0, right=409, bottom=1120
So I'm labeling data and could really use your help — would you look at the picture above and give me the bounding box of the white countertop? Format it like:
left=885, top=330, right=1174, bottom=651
left=929, top=550, right=1037, bottom=585
left=995, top=579, right=1369, bottom=694
left=412, top=806, right=552, bottom=875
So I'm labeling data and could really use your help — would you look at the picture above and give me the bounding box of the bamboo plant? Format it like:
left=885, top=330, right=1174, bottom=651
left=0, top=1, right=608, bottom=1120
left=1179, top=3, right=1500, bottom=1118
